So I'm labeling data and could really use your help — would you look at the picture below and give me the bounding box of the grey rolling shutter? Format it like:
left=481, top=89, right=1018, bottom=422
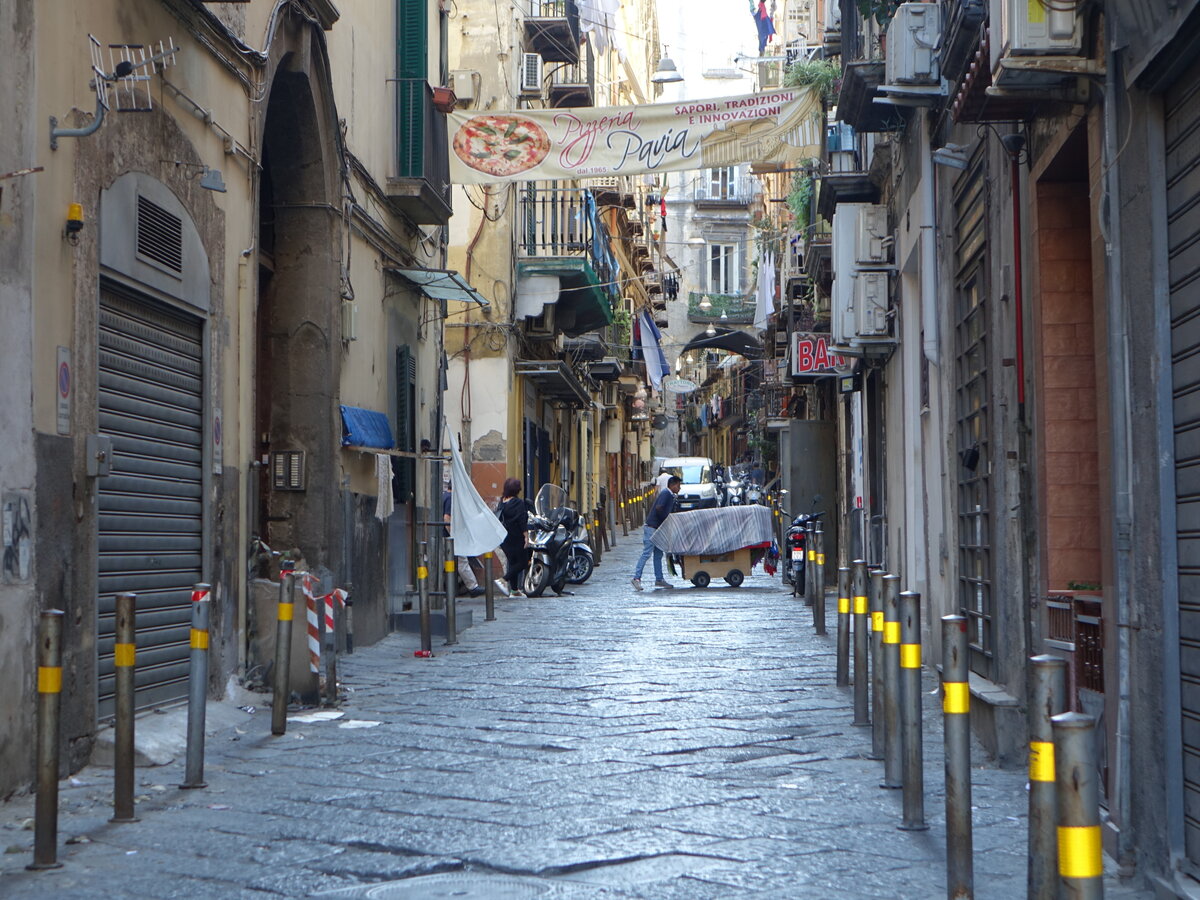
left=97, top=289, right=204, bottom=717
left=1166, top=59, right=1200, bottom=867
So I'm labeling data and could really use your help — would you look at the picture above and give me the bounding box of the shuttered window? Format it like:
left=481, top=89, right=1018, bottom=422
left=396, top=0, right=428, bottom=179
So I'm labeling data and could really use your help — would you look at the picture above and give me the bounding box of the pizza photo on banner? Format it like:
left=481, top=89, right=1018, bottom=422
left=448, top=88, right=823, bottom=185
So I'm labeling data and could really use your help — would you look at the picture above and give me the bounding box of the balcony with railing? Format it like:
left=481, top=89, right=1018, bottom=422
left=693, top=171, right=756, bottom=207
left=521, top=0, right=581, bottom=64
left=388, top=80, right=452, bottom=224
left=687, top=291, right=755, bottom=325
left=517, top=185, right=616, bottom=337
left=548, top=41, right=594, bottom=108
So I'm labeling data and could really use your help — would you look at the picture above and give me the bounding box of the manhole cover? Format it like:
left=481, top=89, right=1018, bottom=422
left=316, top=873, right=554, bottom=899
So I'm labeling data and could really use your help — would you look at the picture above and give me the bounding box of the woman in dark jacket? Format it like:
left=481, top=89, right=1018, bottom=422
left=496, top=477, right=532, bottom=596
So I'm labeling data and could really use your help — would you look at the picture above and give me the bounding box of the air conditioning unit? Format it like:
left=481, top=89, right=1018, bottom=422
left=520, top=53, right=543, bottom=95
left=854, top=271, right=890, bottom=337
left=525, top=304, right=556, bottom=336
left=885, top=2, right=942, bottom=85
left=835, top=202, right=890, bottom=267
left=602, top=383, right=619, bottom=408
left=998, top=0, right=1082, bottom=55
left=450, top=70, right=478, bottom=106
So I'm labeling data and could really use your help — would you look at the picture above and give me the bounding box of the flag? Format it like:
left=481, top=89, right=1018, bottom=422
left=638, top=310, right=670, bottom=391
left=753, top=1, right=776, bottom=55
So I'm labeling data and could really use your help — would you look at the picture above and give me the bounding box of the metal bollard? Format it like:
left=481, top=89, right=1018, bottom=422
left=484, top=551, right=496, bottom=621
left=804, top=521, right=816, bottom=605
left=418, top=544, right=432, bottom=653
left=1052, top=712, right=1104, bottom=898
left=182, top=584, right=211, bottom=787
left=836, top=567, right=850, bottom=687
left=344, top=594, right=354, bottom=654
left=881, top=574, right=903, bottom=789
left=1028, top=655, right=1068, bottom=900
left=898, top=590, right=928, bottom=830
left=111, top=592, right=138, bottom=821
left=813, top=526, right=827, bottom=635
left=271, top=572, right=295, bottom=736
left=852, top=560, right=870, bottom=727
left=621, top=499, right=628, bottom=537
left=942, top=615, right=973, bottom=899
left=29, top=610, right=64, bottom=870
left=444, top=536, right=458, bottom=646
left=868, top=569, right=884, bottom=760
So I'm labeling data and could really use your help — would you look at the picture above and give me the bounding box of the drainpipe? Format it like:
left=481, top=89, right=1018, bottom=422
left=919, top=109, right=939, bottom=366
left=1101, top=19, right=1135, bottom=876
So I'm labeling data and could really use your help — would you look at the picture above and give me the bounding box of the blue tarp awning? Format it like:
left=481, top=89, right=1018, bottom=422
left=340, top=405, right=395, bottom=449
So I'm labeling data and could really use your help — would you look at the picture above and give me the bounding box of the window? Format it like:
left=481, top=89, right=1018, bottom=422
left=953, top=152, right=993, bottom=678
left=707, top=243, right=739, bottom=295
left=708, top=167, right=736, bottom=200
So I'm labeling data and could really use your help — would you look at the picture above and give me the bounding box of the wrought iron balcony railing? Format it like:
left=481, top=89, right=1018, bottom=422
left=687, top=291, right=756, bottom=324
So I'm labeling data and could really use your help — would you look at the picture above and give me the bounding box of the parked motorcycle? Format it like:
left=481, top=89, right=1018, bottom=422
left=565, top=519, right=594, bottom=584
left=524, top=484, right=580, bottom=597
left=783, top=501, right=824, bottom=598
left=744, top=481, right=764, bottom=506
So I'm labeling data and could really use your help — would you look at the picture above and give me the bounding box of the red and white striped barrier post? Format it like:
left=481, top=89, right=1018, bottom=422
left=301, top=574, right=320, bottom=676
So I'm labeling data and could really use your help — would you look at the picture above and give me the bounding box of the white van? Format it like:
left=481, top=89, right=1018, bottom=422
left=659, top=456, right=719, bottom=511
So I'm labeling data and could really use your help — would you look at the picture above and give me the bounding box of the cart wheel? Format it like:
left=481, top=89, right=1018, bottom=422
left=724, top=569, right=744, bottom=587
left=691, top=571, right=711, bottom=588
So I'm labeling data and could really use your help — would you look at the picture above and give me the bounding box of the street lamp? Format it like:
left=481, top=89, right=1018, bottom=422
left=705, top=322, right=717, bottom=336
left=651, top=57, right=684, bottom=84
left=698, top=296, right=712, bottom=311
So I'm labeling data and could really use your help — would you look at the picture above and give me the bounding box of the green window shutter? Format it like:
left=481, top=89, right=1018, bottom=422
left=396, top=0, right=427, bottom=78
left=396, top=0, right=429, bottom=178
left=394, top=346, right=417, bottom=502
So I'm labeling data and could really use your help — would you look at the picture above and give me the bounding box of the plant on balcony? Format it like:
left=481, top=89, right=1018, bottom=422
left=783, top=57, right=842, bottom=104
left=856, top=0, right=901, bottom=28
left=787, top=171, right=815, bottom=232
left=612, top=305, right=632, bottom=350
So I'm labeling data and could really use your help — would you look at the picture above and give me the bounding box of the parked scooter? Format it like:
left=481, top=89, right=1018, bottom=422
left=783, top=498, right=824, bottom=598
left=744, top=481, right=764, bottom=506
left=524, top=484, right=580, bottom=597
left=565, top=519, right=594, bottom=584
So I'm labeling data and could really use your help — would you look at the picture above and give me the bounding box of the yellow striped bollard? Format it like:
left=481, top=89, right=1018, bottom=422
left=836, top=567, right=850, bottom=687
left=881, top=574, right=902, bottom=789
left=111, top=592, right=138, bottom=820
left=484, top=551, right=496, bottom=621
left=899, top=590, right=927, bottom=831
left=182, top=584, right=211, bottom=787
left=1053, top=711, right=1104, bottom=898
left=28, top=609, right=65, bottom=870
left=418, top=544, right=432, bottom=654
left=852, top=560, right=870, bottom=727
left=271, top=571, right=295, bottom=736
left=1028, top=654, right=1068, bottom=899
left=444, top=536, right=458, bottom=647
left=942, top=615, right=973, bottom=899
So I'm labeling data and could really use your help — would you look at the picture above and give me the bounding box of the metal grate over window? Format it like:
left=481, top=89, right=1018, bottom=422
left=136, top=194, right=183, bottom=273
left=953, top=150, right=994, bottom=678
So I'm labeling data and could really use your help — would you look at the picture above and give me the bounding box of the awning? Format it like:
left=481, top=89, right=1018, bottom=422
left=339, top=405, right=395, bottom=449
left=680, top=328, right=764, bottom=360
left=515, top=360, right=591, bottom=407
left=517, top=258, right=614, bottom=336
left=386, top=267, right=490, bottom=308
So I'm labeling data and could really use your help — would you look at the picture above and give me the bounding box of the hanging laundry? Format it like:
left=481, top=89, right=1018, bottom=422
left=752, top=1, right=776, bottom=55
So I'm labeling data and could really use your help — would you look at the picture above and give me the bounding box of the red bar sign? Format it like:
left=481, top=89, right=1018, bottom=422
left=791, top=333, right=847, bottom=378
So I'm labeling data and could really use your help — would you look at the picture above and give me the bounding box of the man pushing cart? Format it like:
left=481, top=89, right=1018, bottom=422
left=651, top=505, right=777, bottom=588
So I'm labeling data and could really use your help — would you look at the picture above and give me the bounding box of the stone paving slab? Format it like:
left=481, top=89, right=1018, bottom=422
left=0, top=536, right=1155, bottom=898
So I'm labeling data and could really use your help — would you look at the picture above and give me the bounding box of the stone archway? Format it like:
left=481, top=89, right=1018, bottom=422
left=254, top=11, right=343, bottom=572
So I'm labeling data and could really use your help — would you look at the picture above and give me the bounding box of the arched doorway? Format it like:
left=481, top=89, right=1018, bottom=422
left=254, top=24, right=342, bottom=573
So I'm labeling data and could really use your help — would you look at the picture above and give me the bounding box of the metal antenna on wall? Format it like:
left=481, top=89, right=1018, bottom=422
left=50, top=35, right=179, bottom=150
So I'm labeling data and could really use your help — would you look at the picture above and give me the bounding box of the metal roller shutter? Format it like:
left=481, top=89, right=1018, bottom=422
left=1166, top=59, right=1200, bottom=867
left=97, top=288, right=204, bottom=718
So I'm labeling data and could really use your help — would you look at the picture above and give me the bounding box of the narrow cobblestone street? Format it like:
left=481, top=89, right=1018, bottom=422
left=0, top=537, right=1153, bottom=899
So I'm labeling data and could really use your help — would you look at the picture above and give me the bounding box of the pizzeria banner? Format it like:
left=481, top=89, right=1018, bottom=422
left=448, top=88, right=823, bottom=184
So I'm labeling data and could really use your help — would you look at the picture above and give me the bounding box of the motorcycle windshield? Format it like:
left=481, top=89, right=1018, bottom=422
left=534, top=483, right=569, bottom=518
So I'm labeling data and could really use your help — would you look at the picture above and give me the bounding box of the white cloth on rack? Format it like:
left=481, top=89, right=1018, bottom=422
left=446, top=431, right=508, bottom=556
left=374, top=454, right=394, bottom=521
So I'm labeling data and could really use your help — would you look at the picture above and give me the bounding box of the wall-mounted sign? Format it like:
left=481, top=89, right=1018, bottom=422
left=838, top=372, right=862, bottom=394
left=664, top=378, right=698, bottom=394
left=790, top=332, right=847, bottom=380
